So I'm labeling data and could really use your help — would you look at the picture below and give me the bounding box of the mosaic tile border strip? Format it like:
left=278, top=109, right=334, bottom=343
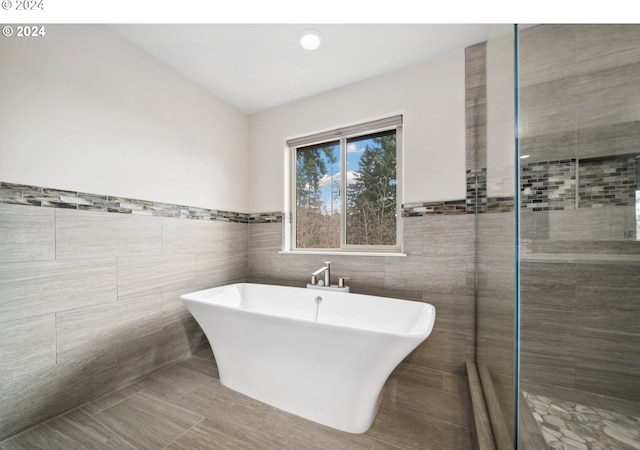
left=402, top=200, right=467, bottom=216
left=521, top=158, right=577, bottom=211
left=249, top=212, right=284, bottom=223
left=579, top=155, right=638, bottom=208
left=524, top=391, right=640, bottom=450
left=467, top=168, right=488, bottom=214
left=487, top=197, right=515, bottom=213
left=5, top=151, right=635, bottom=224
left=522, top=155, right=638, bottom=211
left=466, top=154, right=638, bottom=214
left=0, top=182, right=285, bottom=224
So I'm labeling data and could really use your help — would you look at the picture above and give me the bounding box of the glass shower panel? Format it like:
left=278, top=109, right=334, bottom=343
left=472, top=24, right=517, bottom=449
left=517, top=24, right=640, bottom=449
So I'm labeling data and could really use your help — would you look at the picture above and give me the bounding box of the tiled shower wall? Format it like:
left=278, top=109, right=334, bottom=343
left=0, top=187, right=248, bottom=440
left=467, top=26, right=640, bottom=447
left=518, top=24, right=640, bottom=403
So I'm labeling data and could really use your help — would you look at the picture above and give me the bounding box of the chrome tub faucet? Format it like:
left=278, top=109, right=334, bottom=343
left=310, top=261, right=331, bottom=286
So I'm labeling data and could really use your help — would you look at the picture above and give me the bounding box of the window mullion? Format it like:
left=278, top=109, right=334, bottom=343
left=289, top=146, right=296, bottom=251
left=396, top=125, right=403, bottom=251
left=340, top=137, right=347, bottom=249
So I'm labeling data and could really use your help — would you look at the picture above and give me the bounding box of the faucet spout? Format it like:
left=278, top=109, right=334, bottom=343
left=311, top=267, right=327, bottom=277
left=310, top=262, right=331, bottom=286
left=311, top=266, right=327, bottom=277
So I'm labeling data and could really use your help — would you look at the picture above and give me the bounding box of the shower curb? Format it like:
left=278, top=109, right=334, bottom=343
left=467, top=361, right=497, bottom=450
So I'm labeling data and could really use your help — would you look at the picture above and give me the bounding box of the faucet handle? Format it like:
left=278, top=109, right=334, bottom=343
left=338, top=277, right=350, bottom=288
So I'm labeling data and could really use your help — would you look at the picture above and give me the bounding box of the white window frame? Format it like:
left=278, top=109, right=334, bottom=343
left=283, top=115, right=404, bottom=256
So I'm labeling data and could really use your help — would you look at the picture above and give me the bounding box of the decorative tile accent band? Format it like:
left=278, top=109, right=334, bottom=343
left=578, top=155, right=638, bottom=208
left=0, top=181, right=261, bottom=223
left=466, top=154, right=638, bottom=214
left=249, top=212, right=284, bottom=223
left=521, top=158, right=576, bottom=211
left=520, top=154, right=637, bottom=211
left=466, top=168, right=488, bottom=214
left=5, top=152, right=634, bottom=224
left=402, top=200, right=467, bottom=216
left=487, top=197, right=515, bottom=213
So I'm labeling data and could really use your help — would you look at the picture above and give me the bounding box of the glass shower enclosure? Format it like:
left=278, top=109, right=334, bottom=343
left=474, top=24, right=640, bottom=450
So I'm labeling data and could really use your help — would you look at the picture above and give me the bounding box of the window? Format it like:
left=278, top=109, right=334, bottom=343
left=287, top=115, right=402, bottom=253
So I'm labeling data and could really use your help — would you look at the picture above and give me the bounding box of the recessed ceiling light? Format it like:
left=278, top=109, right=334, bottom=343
left=298, top=29, right=322, bottom=51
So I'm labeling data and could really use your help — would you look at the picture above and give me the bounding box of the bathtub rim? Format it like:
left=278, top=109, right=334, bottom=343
left=180, top=282, right=436, bottom=339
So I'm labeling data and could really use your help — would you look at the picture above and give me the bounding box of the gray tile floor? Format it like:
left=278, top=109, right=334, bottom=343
left=0, top=348, right=473, bottom=450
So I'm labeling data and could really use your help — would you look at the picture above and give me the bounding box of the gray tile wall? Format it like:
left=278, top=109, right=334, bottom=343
left=0, top=181, right=473, bottom=437
left=0, top=202, right=248, bottom=440
left=518, top=24, right=640, bottom=404
left=466, top=40, right=516, bottom=444
left=468, top=29, right=640, bottom=440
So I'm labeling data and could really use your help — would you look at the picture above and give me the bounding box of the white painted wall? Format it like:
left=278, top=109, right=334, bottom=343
left=248, top=49, right=466, bottom=213
left=0, top=25, right=249, bottom=212
left=1, top=27, right=466, bottom=214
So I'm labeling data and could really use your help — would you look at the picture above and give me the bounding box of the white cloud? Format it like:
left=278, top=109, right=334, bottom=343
left=347, top=143, right=363, bottom=153
left=319, top=172, right=339, bottom=188
left=319, top=170, right=359, bottom=188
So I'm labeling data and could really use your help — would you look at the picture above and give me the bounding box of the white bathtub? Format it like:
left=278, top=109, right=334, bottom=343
left=180, top=283, right=436, bottom=433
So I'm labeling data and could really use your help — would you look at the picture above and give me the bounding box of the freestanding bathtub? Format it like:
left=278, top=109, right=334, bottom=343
left=180, top=283, right=436, bottom=433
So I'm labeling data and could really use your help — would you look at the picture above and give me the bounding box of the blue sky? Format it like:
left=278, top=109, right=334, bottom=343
left=315, top=137, right=374, bottom=213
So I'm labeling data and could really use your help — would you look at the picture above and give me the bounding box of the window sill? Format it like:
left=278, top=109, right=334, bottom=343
left=278, top=250, right=407, bottom=257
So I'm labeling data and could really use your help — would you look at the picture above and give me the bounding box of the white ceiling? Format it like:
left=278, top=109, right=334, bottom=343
left=110, top=24, right=493, bottom=115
